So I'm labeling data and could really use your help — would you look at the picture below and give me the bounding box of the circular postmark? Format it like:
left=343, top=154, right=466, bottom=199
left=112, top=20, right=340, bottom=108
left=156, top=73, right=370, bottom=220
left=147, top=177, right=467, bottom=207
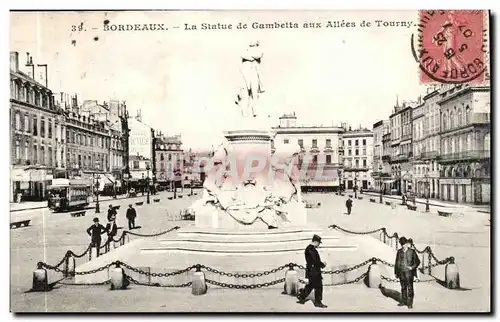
left=411, top=10, right=488, bottom=84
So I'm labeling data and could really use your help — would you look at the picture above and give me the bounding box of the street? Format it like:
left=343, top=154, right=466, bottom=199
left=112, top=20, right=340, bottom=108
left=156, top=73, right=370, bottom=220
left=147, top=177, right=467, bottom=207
left=10, top=191, right=490, bottom=312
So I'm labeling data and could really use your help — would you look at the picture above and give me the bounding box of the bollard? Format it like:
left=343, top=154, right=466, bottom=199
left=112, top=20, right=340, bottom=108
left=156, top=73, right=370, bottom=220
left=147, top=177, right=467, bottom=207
left=445, top=258, right=460, bottom=289
left=284, top=264, right=300, bottom=296
left=192, top=265, right=207, bottom=295
left=110, top=262, right=126, bottom=290
left=367, top=258, right=381, bottom=288
left=64, top=255, right=76, bottom=278
left=32, top=262, right=48, bottom=292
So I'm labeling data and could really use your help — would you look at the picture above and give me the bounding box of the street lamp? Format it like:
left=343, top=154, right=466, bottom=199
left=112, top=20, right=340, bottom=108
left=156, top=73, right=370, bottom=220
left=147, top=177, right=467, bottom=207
left=425, top=167, right=430, bottom=212
left=379, top=164, right=383, bottom=204
left=146, top=164, right=151, bottom=204
left=95, top=174, right=101, bottom=213
left=113, top=180, right=117, bottom=199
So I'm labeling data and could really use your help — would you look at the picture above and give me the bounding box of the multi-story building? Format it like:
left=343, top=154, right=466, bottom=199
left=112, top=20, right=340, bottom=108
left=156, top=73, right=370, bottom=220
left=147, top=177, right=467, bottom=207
left=342, top=127, right=374, bottom=190
left=128, top=110, right=155, bottom=190
left=10, top=52, right=61, bottom=202
left=272, top=113, right=344, bottom=191
left=372, top=120, right=390, bottom=192
left=389, top=101, right=414, bottom=195
left=412, top=101, right=427, bottom=198
left=437, top=84, right=490, bottom=204
left=155, top=133, right=184, bottom=190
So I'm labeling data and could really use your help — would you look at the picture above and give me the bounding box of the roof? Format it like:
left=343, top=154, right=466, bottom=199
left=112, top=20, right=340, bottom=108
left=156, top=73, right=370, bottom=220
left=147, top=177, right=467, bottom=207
left=10, top=70, right=52, bottom=92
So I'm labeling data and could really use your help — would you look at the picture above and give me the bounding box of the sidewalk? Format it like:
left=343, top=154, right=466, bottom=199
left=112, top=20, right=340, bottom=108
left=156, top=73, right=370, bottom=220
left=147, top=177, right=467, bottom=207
left=361, top=192, right=490, bottom=213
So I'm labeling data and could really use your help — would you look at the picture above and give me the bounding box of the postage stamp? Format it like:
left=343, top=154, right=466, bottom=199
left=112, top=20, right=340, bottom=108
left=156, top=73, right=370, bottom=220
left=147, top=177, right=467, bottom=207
left=413, top=10, right=489, bottom=84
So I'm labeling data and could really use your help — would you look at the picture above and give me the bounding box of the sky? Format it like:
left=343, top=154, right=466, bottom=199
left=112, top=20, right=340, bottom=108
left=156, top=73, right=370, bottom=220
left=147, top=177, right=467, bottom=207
left=10, top=10, right=427, bottom=150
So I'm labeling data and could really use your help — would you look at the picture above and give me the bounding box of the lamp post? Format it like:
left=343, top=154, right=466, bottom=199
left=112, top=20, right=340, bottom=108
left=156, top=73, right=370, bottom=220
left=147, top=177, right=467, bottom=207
left=425, top=167, right=430, bottom=212
left=379, top=164, right=383, bottom=204
left=113, top=180, right=117, bottom=199
left=95, top=174, right=101, bottom=213
left=354, top=172, right=359, bottom=199
left=146, top=164, right=151, bottom=204
left=190, top=179, right=194, bottom=196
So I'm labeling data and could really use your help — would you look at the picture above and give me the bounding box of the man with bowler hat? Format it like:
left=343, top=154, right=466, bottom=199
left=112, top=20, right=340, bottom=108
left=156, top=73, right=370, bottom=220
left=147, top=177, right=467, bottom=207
left=297, top=234, right=327, bottom=308
left=126, top=204, right=137, bottom=230
left=394, top=236, right=421, bottom=308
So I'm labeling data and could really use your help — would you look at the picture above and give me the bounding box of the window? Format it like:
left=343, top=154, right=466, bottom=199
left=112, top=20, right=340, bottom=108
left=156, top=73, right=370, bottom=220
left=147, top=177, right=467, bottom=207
left=168, top=154, right=172, bottom=161
left=362, top=148, right=366, bottom=155
left=355, top=140, right=358, bottom=146
left=355, top=149, right=359, bottom=156
left=48, top=120, right=52, bottom=139
left=298, top=139, right=304, bottom=148
left=24, top=114, right=29, bottom=132
left=363, top=159, right=367, bottom=167
left=326, top=139, right=331, bottom=147
left=61, top=150, right=64, bottom=166
left=40, top=146, right=45, bottom=165
left=362, top=139, right=366, bottom=146
left=312, top=139, right=318, bottom=148
left=485, top=133, right=490, bottom=151
left=348, top=140, right=352, bottom=146
left=15, top=112, right=21, bottom=130
left=48, top=147, right=52, bottom=166
left=348, top=149, right=352, bottom=156
left=449, top=111, right=454, bottom=129
left=161, top=153, right=164, bottom=161
left=40, top=119, right=45, bottom=138
left=78, top=154, right=82, bottom=168
left=355, top=159, right=359, bottom=168
left=14, top=140, right=20, bottom=161
left=457, top=109, right=462, bottom=127
left=465, top=106, right=470, bottom=124
left=33, top=145, right=38, bottom=164
left=326, top=155, right=332, bottom=164
left=312, top=155, right=318, bottom=163
left=24, top=141, right=29, bottom=161
left=283, top=139, right=289, bottom=144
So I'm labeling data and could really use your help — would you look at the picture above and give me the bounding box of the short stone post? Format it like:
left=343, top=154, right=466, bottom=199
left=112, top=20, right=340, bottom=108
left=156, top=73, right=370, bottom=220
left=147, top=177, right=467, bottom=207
left=367, top=258, right=381, bottom=288
left=192, top=265, right=207, bottom=295
left=64, top=254, right=76, bottom=278
left=445, top=257, right=460, bottom=289
left=284, top=263, right=300, bottom=296
left=32, top=262, right=48, bottom=292
left=110, top=262, right=127, bottom=290
left=381, top=228, right=387, bottom=244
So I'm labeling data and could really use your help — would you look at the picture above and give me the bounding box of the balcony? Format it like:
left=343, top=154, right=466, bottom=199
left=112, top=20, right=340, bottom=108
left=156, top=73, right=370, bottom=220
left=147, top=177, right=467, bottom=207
left=382, top=155, right=391, bottom=162
left=310, top=146, right=320, bottom=153
left=392, top=153, right=409, bottom=162
left=324, top=145, right=333, bottom=152
left=343, top=165, right=370, bottom=172
left=421, top=151, right=439, bottom=160
left=470, top=113, right=490, bottom=125
left=438, top=150, right=490, bottom=163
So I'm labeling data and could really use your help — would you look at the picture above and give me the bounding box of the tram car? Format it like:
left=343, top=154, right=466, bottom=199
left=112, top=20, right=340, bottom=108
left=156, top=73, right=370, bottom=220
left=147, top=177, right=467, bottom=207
left=47, top=178, right=91, bottom=212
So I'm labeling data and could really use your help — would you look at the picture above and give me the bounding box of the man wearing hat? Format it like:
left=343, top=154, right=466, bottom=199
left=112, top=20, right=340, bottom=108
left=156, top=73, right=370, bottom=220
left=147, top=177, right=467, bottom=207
left=126, top=204, right=137, bottom=230
left=86, top=217, right=108, bottom=257
left=107, top=204, right=117, bottom=222
left=297, top=234, right=328, bottom=308
left=394, top=236, right=421, bottom=309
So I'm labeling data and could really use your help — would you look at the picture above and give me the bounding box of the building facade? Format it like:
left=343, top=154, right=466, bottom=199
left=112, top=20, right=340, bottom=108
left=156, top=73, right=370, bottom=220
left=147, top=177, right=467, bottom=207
left=342, top=128, right=374, bottom=190
left=272, top=113, right=344, bottom=191
left=372, top=120, right=391, bottom=192
left=389, top=102, right=414, bottom=195
left=155, top=133, right=184, bottom=190
left=437, top=84, right=490, bottom=204
left=10, top=52, right=61, bottom=202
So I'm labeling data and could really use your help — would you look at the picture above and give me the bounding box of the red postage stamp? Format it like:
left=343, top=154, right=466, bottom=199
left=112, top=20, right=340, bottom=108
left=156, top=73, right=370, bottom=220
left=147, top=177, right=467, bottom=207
left=414, top=10, right=489, bottom=84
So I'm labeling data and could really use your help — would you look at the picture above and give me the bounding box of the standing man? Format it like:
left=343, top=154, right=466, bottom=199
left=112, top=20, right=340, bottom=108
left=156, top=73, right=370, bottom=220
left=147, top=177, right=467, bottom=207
left=86, top=218, right=107, bottom=257
left=105, top=214, right=118, bottom=248
left=345, top=196, right=353, bottom=215
left=297, top=235, right=328, bottom=308
left=394, top=236, right=421, bottom=309
left=107, top=204, right=117, bottom=222
left=126, top=204, right=137, bottom=230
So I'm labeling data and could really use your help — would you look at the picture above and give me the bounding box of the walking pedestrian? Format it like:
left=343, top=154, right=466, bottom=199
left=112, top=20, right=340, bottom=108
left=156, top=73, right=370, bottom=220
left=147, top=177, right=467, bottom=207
left=394, top=236, right=421, bottom=309
left=105, top=215, right=118, bottom=248
left=126, top=204, right=137, bottom=230
left=345, top=197, right=353, bottom=215
left=86, top=218, right=107, bottom=257
left=297, top=235, right=328, bottom=308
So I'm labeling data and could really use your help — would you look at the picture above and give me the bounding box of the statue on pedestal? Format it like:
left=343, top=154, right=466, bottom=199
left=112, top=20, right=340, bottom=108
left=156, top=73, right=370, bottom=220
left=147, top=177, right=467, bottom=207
left=235, top=41, right=265, bottom=118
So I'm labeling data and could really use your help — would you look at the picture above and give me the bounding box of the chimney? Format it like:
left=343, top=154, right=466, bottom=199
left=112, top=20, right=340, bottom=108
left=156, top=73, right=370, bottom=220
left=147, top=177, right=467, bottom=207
left=10, top=52, right=19, bottom=71
left=25, top=53, right=35, bottom=79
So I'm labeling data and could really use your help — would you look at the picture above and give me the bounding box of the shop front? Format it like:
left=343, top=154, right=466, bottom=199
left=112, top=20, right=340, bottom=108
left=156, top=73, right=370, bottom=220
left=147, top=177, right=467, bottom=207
left=10, top=167, right=54, bottom=202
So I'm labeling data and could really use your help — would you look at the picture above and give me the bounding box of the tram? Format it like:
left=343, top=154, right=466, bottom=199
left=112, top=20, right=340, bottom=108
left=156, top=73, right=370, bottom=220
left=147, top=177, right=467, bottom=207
left=47, top=178, right=91, bottom=212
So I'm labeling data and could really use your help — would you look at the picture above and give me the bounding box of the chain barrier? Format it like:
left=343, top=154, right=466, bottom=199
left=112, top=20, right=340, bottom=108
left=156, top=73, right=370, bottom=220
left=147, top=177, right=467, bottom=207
left=200, top=264, right=289, bottom=278
left=323, top=259, right=373, bottom=274
left=126, top=275, right=192, bottom=288
left=205, top=278, right=286, bottom=289
left=124, top=226, right=180, bottom=237
left=381, top=275, right=434, bottom=284
left=329, top=225, right=383, bottom=235
left=299, top=272, right=368, bottom=286
left=120, top=262, right=197, bottom=277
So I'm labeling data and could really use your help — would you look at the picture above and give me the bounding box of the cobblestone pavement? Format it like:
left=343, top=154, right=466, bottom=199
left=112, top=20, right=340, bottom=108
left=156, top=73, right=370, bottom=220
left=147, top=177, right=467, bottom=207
left=10, top=191, right=491, bottom=312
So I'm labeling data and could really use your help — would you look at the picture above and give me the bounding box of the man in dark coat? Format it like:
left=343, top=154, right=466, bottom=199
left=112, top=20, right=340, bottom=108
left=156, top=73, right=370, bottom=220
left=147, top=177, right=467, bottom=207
left=107, top=204, right=117, bottom=222
left=394, top=236, right=421, bottom=308
left=86, top=217, right=107, bottom=257
left=105, top=215, right=118, bottom=248
left=126, top=204, right=137, bottom=230
left=297, top=235, right=327, bottom=308
left=345, top=197, right=353, bottom=215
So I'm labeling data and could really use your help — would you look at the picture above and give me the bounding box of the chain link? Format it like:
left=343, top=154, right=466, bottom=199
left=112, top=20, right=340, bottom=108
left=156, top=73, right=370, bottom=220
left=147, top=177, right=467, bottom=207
left=205, top=278, right=285, bottom=289
left=329, top=225, right=383, bottom=235
left=125, top=226, right=180, bottom=237
left=126, top=275, right=192, bottom=288
left=323, top=259, right=372, bottom=274
left=201, top=264, right=289, bottom=278
left=120, top=262, right=196, bottom=277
